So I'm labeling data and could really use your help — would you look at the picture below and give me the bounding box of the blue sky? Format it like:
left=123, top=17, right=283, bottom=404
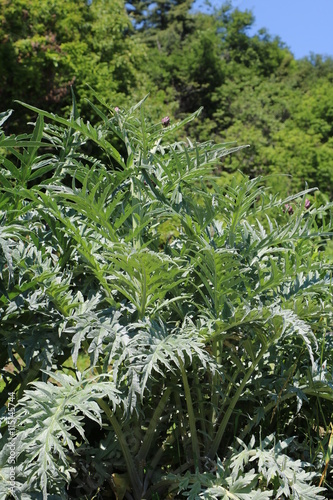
left=197, top=0, right=333, bottom=60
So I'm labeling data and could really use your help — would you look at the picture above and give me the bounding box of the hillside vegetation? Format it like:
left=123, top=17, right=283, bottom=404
left=1, top=0, right=333, bottom=199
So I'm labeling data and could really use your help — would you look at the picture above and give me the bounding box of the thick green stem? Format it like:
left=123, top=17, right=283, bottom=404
left=179, top=358, right=201, bottom=471
left=137, top=387, right=171, bottom=463
left=97, top=399, right=143, bottom=499
left=174, top=390, right=189, bottom=463
left=211, top=340, right=218, bottom=425
left=216, top=363, right=244, bottom=425
left=131, top=178, right=141, bottom=250
left=207, top=344, right=267, bottom=460
left=139, top=265, right=147, bottom=319
left=193, top=365, right=208, bottom=447
left=211, top=338, right=223, bottom=429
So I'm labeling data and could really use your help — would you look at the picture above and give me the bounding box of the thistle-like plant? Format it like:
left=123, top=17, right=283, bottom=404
left=0, top=93, right=332, bottom=499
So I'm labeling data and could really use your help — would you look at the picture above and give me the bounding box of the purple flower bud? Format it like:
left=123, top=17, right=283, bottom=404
left=305, top=198, right=311, bottom=209
left=115, top=107, right=119, bottom=113
left=283, top=204, right=294, bottom=215
left=161, top=116, right=170, bottom=127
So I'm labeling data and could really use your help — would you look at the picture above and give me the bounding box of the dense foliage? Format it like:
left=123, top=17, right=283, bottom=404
left=0, top=0, right=144, bottom=130
left=1, top=0, right=333, bottom=498
left=0, top=94, right=332, bottom=499
left=1, top=0, right=333, bottom=199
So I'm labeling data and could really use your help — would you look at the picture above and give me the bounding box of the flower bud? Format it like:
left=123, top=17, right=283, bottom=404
left=283, top=204, right=294, bottom=215
left=161, top=116, right=170, bottom=127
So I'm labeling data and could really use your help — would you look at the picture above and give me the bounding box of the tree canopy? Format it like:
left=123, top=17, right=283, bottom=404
left=0, top=0, right=144, bottom=130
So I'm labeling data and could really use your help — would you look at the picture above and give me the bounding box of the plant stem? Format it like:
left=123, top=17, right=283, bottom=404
left=211, top=338, right=223, bottom=429
left=131, top=177, right=141, bottom=250
left=207, top=344, right=267, bottom=460
left=139, top=264, right=147, bottom=319
left=137, top=386, right=171, bottom=463
left=97, top=398, right=143, bottom=499
left=179, top=358, right=201, bottom=471
left=193, top=363, right=208, bottom=447
left=174, top=389, right=189, bottom=463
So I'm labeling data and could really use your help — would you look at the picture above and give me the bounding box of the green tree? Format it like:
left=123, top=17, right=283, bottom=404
left=136, top=3, right=295, bottom=141
left=131, top=0, right=333, bottom=200
left=219, top=75, right=333, bottom=198
left=0, top=0, right=144, bottom=130
left=128, top=0, right=193, bottom=35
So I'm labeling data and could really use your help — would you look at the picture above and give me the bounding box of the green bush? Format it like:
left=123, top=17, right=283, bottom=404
left=0, top=94, right=332, bottom=499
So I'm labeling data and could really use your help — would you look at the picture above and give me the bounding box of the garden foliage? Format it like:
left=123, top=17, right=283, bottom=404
left=0, top=94, right=332, bottom=499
